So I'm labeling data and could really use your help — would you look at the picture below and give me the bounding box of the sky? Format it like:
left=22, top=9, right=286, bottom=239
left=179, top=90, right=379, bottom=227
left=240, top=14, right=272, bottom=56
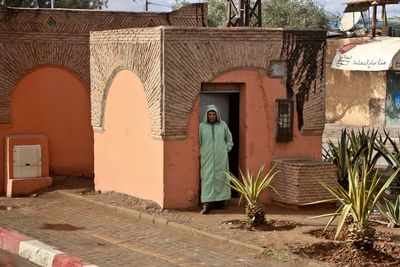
left=105, top=0, right=347, bottom=13
left=105, top=0, right=400, bottom=18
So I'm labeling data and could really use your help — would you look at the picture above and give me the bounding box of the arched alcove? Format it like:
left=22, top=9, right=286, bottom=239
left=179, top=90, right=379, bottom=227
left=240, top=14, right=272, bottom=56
left=10, top=65, right=93, bottom=176
left=94, top=70, right=164, bottom=206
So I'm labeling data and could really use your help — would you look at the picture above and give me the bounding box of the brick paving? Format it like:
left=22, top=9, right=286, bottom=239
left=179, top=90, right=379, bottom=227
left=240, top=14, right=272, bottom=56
left=0, top=192, right=277, bottom=267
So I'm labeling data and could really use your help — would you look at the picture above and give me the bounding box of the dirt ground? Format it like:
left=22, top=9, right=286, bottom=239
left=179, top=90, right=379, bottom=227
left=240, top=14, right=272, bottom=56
left=41, top=176, right=400, bottom=266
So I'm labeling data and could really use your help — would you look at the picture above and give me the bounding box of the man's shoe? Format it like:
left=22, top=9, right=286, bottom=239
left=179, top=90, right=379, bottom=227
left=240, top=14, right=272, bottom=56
left=200, top=203, right=211, bottom=214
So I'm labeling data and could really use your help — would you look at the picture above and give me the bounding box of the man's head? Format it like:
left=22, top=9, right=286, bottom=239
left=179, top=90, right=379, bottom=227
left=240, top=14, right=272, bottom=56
left=207, top=110, right=217, bottom=124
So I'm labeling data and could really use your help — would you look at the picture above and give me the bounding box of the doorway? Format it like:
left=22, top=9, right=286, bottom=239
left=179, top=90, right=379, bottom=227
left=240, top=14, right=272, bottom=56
left=200, top=83, right=240, bottom=198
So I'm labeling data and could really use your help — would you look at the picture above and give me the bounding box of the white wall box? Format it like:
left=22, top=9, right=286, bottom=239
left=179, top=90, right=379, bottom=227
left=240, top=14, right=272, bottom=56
left=13, top=145, right=42, bottom=178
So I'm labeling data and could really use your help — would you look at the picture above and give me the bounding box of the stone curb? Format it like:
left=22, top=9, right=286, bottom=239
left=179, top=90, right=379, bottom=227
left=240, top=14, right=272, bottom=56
left=0, top=227, right=99, bottom=267
left=57, top=190, right=329, bottom=266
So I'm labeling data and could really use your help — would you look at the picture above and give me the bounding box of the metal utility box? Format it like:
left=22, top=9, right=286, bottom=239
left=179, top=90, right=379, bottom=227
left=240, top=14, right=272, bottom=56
left=13, top=145, right=42, bottom=178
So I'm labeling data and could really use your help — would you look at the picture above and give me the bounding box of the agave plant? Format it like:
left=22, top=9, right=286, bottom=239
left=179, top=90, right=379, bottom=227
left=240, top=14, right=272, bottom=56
left=223, top=165, right=278, bottom=225
left=311, top=161, right=399, bottom=249
left=377, top=195, right=400, bottom=228
left=324, top=128, right=390, bottom=189
left=348, top=128, right=390, bottom=173
left=380, top=130, right=400, bottom=177
left=382, top=129, right=400, bottom=166
left=323, top=129, right=351, bottom=189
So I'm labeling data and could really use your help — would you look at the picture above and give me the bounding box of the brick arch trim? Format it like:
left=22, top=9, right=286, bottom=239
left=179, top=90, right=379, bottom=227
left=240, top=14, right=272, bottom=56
left=207, top=67, right=269, bottom=83
left=98, top=67, right=155, bottom=133
left=160, top=28, right=326, bottom=139
left=13, top=64, right=89, bottom=92
left=163, top=66, right=272, bottom=140
left=90, top=28, right=163, bottom=136
left=0, top=41, right=90, bottom=124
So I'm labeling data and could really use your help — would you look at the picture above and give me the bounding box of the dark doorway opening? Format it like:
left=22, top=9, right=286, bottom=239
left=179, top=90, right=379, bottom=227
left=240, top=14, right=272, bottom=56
left=200, top=84, right=241, bottom=198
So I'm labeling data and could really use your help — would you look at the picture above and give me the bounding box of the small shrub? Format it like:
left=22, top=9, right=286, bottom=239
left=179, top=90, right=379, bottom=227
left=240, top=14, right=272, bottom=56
left=377, top=195, right=400, bottom=228
left=223, top=165, right=278, bottom=225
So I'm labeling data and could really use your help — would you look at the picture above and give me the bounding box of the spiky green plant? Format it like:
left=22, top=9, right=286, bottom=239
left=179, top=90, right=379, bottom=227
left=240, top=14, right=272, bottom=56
left=348, top=128, right=390, bottom=173
left=323, top=129, right=351, bottom=189
left=223, top=165, right=278, bottom=225
left=381, top=129, right=400, bottom=166
left=380, top=129, right=400, bottom=176
left=310, top=162, right=399, bottom=249
left=324, top=128, right=390, bottom=189
left=377, top=195, right=400, bottom=228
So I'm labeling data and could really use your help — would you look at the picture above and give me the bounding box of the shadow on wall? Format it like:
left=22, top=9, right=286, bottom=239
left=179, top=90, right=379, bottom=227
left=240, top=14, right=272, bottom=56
left=325, top=68, right=386, bottom=125
left=282, top=30, right=325, bottom=131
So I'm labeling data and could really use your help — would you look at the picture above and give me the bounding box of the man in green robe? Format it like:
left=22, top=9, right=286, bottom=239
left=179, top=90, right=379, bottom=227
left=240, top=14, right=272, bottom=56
left=199, top=104, right=233, bottom=214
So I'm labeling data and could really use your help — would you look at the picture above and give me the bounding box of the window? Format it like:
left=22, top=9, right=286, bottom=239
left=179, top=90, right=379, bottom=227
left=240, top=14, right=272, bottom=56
left=276, top=99, right=293, bottom=142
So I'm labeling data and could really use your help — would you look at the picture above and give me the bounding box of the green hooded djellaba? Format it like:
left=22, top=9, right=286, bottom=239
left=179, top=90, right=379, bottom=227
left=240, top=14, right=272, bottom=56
left=199, top=104, right=233, bottom=203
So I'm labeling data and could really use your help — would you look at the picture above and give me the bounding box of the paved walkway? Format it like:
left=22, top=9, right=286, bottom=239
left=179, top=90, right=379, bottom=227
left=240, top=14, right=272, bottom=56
left=0, top=192, right=278, bottom=267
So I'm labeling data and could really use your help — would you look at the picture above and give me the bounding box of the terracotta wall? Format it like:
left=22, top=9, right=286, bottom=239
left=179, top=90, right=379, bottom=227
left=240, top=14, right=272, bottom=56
left=164, top=100, right=201, bottom=209
left=94, top=70, right=164, bottom=206
left=326, top=38, right=386, bottom=126
left=163, top=70, right=322, bottom=208
left=0, top=66, right=93, bottom=194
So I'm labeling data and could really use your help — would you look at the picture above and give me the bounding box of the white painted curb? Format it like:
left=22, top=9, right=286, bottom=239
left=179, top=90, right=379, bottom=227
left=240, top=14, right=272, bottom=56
left=19, top=240, right=64, bottom=267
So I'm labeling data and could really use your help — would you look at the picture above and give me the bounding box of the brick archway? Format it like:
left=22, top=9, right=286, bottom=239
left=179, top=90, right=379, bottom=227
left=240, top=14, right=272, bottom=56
left=0, top=43, right=90, bottom=124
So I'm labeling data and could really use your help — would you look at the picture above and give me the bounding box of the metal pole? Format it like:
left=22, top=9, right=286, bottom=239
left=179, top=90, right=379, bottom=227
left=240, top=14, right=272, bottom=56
left=239, top=0, right=244, bottom=26
left=371, top=1, right=378, bottom=38
left=227, top=0, right=232, bottom=27
left=383, top=4, right=388, bottom=26
left=51, top=0, right=54, bottom=8
left=145, top=0, right=148, bottom=11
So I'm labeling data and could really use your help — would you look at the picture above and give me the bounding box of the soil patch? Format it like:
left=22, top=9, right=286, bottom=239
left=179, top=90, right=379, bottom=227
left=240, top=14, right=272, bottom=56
left=83, top=191, right=163, bottom=215
left=80, top=190, right=194, bottom=223
left=296, top=241, right=400, bottom=266
left=301, top=228, right=400, bottom=266
left=222, top=219, right=298, bottom=231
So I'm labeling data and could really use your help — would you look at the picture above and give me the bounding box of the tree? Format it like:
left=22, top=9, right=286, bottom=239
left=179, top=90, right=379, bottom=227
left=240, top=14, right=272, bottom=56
left=2, top=0, right=107, bottom=9
left=172, top=0, right=190, bottom=10
left=172, top=0, right=330, bottom=29
left=205, top=0, right=226, bottom=27
left=262, top=0, right=329, bottom=29
left=172, top=0, right=225, bottom=27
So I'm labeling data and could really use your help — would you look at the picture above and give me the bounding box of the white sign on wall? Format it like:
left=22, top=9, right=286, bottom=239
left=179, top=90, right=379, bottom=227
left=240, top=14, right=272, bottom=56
left=332, top=53, right=392, bottom=71
left=331, top=37, right=400, bottom=72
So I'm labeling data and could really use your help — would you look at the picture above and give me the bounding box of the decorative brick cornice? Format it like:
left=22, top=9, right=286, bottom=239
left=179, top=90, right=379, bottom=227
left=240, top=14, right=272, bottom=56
left=0, top=4, right=206, bottom=32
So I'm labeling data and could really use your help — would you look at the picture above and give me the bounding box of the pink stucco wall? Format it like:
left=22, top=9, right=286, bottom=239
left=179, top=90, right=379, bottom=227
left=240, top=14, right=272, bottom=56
left=164, top=99, right=201, bottom=209
left=94, top=70, right=164, bottom=206
left=0, top=66, right=93, bottom=194
left=164, top=70, right=322, bottom=208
